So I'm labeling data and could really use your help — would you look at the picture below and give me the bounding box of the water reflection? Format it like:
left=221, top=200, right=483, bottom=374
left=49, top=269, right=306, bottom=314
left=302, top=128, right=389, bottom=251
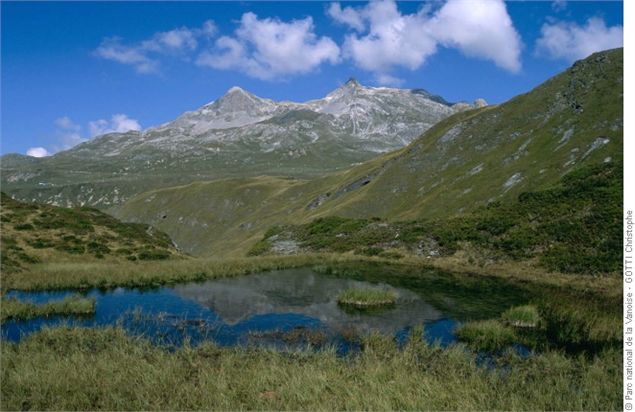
left=2, top=266, right=530, bottom=354
left=173, top=268, right=443, bottom=335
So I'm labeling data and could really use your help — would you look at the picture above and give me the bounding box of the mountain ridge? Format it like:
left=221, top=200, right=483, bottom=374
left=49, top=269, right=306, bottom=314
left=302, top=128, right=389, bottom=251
left=2, top=80, right=480, bottom=208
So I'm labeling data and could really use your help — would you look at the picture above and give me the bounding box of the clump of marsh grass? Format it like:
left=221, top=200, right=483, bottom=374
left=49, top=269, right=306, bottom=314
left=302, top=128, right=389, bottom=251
left=0, top=295, right=96, bottom=322
left=455, top=319, right=517, bottom=351
left=502, top=305, right=542, bottom=328
left=337, top=288, right=397, bottom=308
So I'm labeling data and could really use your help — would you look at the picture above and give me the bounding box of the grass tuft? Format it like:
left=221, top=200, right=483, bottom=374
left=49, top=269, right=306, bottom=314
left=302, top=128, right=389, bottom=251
left=1, top=295, right=96, bottom=322
left=337, top=288, right=397, bottom=308
left=455, top=319, right=517, bottom=351
left=502, top=305, right=542, bottom=328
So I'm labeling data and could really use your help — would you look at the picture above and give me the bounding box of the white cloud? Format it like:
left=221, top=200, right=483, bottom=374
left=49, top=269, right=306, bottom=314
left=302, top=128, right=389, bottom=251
left=552, top=0, right=567, bottom=12
left=95, top=21, right=215, bottom=74
left=28, top=114, right=142, bottom=157
left=327, top=3, right=365, bottom=31
left=342, top=1, right=437, bottom=75
left=26, top=147, right=50, bottom=158
left=428, top=0, right=522, bottom=73
left=329, top=0, right=522, bottom=84
left=201, top=20, right=218, bottom=37
left=55, top=116, right=81, bottom=131
left=375, top=73, right=404, bottom=87
left=53, top=116, right=87, bottom=150
left=196, top=12, right=340, bottom=80
left=535, top=17, right=623, bottom=62
left=89, top=114, right=142, bottom=137
left=95, top=37, right=160, bottom=74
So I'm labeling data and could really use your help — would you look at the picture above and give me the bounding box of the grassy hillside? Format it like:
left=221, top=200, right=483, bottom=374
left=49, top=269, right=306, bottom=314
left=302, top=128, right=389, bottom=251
left=114, top=49, right=623, bottom=257
left=0, top=193, right=182, bottom=274
left=249, top=161, right=622, bottom=275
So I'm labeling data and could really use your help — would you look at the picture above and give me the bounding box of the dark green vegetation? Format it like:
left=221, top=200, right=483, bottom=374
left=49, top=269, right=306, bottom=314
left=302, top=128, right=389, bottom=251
left=455, top=288, right=620, bottom=356
left=0, top=295, right=95, bottom=322
left=251, top=161, right=622, bottom=275
left=318, top=260, right=621, bottom=355
left=337, top=288, right=397, bottom=308
left=0, top=193, right=181, bottom=274
left=112, top=49, right=623, bottom=257
left=0, top=326, right=620, bottom=411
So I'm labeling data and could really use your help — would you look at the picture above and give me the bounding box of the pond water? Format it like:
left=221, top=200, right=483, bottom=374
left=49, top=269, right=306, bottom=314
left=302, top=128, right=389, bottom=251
left=1, top=266, right=532, bottom=354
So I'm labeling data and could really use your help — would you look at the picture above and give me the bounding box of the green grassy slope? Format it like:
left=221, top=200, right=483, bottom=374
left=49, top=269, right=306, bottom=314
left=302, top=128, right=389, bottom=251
left=0, top=193, right=182, bottom=274
left=250, top=161, right=622, bottom=275
left=114, top=49, right=622, bottom=257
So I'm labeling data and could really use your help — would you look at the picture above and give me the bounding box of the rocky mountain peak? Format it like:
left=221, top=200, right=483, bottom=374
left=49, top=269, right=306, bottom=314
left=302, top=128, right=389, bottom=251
left=474, top=98, right=488, bottom=108
left=212, top=86, right=264, bottom=111
left=344, top=77, right=361, bottom=88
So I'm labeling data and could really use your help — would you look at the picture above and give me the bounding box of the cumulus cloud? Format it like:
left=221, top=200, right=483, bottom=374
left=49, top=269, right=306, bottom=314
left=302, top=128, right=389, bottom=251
left=54, top=116, right=87, bottom=150
left=329, top=0, right=522, bottom=84
left=95, top=21, right=215, bottom=74
left=342, top=1, right=438, bottom=75
left=327, top=3, right=365, bottom=31
left=26, top=147, right=50, bottom=158
left=428, top=0, right=522, bottom=72
left=535, top=17, right=623, bottom=62
left=375, top=73, right=404, bottom=87
left=26, top=114, right=142, bottom=157
left=95, top=37, right=161, bottom=74
left=55, top=116, right=81, bottom=131
left=552, top=0, right=567, bottom=12
left=196, top=12, right=340, bottom=80
left=88, top=114, right=142, bottom=137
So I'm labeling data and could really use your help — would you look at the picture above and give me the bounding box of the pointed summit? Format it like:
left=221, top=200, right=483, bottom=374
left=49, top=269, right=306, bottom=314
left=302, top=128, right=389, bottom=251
left=344, top=77, right=361, bottom=88
left=213, top=86, right=263, bottom=112
left=226, top=86, right=249, bottom=95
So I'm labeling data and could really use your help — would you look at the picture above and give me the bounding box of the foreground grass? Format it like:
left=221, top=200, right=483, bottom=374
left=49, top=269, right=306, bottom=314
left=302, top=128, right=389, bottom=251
left=0, top=326, right=620, bottom=411
left=0, top=295, right=96, bottom=322
left=337, top=288, right=397, bottom=308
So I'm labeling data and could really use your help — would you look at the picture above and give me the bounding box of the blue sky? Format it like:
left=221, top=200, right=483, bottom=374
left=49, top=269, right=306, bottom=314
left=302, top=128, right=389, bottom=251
left=1, top=1, right=623, bottom=157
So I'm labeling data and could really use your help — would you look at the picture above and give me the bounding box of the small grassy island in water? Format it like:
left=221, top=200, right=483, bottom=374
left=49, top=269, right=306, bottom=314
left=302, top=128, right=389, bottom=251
left=337, top=288, right=397, bottom=308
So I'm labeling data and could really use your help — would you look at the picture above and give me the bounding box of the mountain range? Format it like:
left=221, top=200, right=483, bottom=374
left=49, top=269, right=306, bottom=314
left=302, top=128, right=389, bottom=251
left=1, top=49, right=622, bottom=258
left=1, top=79, right=482, bottom=208
left=113, top=49, right=623, bottom=256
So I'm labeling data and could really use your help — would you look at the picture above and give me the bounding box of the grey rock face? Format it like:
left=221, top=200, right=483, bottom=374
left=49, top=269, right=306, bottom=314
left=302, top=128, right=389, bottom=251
left=2, top=81, right=469, bottom=207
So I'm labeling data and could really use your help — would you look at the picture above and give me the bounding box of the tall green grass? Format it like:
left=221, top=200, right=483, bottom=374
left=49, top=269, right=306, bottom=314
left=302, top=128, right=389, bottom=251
left=2, top=254, right=367, bottom=291
left=337, top=288, right=397, bottom=307
left=0, top=295, right=95, bottom=321
left=0, top=326, right=620, bottom=411
left=455, top=320, right=517, bottom=351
